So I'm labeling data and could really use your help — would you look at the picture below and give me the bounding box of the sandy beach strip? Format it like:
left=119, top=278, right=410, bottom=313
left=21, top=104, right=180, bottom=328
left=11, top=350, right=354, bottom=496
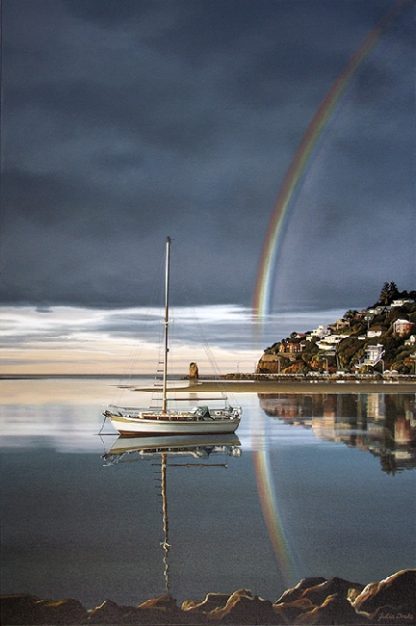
left=136, top=380, right=416, bottom=394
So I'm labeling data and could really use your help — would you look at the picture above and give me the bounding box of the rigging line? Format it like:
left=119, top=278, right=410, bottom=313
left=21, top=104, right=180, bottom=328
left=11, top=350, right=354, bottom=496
left=98, top=413, right=108, bottom=435
left=190, top=307, right=241, bottom=407
left=183, top=271, right=225, bottom=382
left=191, top=308, right=222, bottom=379
left=112, top=240, right=166, bottom=408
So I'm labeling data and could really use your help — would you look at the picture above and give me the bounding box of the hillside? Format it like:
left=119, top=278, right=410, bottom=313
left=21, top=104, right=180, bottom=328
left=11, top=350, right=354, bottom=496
left=257, top=283, right=416, bottom=376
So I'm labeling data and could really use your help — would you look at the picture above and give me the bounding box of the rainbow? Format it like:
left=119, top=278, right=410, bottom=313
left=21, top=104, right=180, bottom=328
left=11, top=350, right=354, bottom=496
left=253, top=0, right=409, bottom=319
left=251, top=410, right=298, bottom=584
left=252, top=447, right=297, bottom=585
left=251, top=1, right=410, bottom=580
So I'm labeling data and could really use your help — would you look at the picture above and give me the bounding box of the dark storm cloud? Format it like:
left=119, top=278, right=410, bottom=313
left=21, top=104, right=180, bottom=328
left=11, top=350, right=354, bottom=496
left=62, top=0, right=153, bottom=25
left=1, top=0, right=414, bottom=310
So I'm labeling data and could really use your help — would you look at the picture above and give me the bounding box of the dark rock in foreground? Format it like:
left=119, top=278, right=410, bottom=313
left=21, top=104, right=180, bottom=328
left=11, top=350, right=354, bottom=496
left=296, top=593, right=369, bottom=624
left=353, top=569, right=416, bottom=617
left=275, top=577, right=326, bottom=604
left=0, top=596, right=87, bottom=625
left=0, top=596, right=40, bottom=625
left=273, top=597, right=315, bottom=623
left=87, top=600, right=136, bottom=624
left=295, top=576, right=364, bottom=606
left=181, top=593, right=230, bottom=616
left=1, top=569, right=415, bottom=625
left=207, top=589, right=278, bottom=624
left=137, top=594, right=185, bottom=624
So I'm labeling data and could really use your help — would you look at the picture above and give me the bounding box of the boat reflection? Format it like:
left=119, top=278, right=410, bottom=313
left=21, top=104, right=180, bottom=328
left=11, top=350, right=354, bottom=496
left=102, top=434, right=242, bottom=597
left=103, top=433, right=242, bottom=464
left=258, top=393, right=416, bottom=474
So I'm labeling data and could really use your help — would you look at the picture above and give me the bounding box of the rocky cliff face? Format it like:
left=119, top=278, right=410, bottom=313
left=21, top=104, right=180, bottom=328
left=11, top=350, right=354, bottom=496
left=256, top=353, right=281, bottom=374
left=1, top=569, right=414, bottom=625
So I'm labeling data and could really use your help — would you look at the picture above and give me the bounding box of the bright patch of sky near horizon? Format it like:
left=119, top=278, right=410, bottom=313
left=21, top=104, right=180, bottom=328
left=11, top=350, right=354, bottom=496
left=0, top=305, right=345, bottom=374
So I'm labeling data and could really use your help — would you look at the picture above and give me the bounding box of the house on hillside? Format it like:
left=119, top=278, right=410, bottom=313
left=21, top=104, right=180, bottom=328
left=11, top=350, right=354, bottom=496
left=366, top=344, right=384, bottom=364
left=355, top=311, right=367, bottom=319
left=311, top=325, right=330, bottom=339
left=358, top=344, right=384, bottom=367
left=279, top=339, right=305, bottom=354
left=317, top=335, right=343, bottom=351
left=393, top=319, right=414, bottom=338
left=367, top=330, right=382, bottom=338
left=335, top=319, right=351, bottom=331
left=391, top=299, right=415, bottom=308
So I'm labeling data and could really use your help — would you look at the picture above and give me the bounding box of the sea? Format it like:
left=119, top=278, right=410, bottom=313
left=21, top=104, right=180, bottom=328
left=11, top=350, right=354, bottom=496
left=0, top=377, right=415, bottom=607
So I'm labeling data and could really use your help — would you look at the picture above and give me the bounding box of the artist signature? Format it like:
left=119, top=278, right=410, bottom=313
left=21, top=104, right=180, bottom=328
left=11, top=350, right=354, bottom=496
left=377, top=612, right=414, bottom=622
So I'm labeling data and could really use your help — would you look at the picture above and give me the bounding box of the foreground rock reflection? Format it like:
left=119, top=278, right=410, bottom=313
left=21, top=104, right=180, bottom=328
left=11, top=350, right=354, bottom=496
left=258, top=393, right=416, bottom=473
left=1, top=569, right=415, bottom=624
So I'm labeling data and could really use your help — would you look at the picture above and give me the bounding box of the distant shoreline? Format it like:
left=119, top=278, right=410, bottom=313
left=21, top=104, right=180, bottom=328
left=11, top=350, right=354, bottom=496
left=1, top=374, right=415, bottom=394
left=140, top=380, right=416, bottom=394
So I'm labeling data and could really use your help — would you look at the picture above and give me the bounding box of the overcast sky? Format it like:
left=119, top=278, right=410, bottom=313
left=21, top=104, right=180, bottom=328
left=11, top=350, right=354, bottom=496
left=1, top=0, right=414, bottom=314
left=0, top=304, right=346, bottom=374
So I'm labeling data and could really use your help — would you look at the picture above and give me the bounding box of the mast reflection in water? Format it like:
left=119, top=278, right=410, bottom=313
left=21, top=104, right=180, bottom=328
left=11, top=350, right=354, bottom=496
left=102, top=434, right=242, bottom=596
left=258, top=393, right=416, bottom=474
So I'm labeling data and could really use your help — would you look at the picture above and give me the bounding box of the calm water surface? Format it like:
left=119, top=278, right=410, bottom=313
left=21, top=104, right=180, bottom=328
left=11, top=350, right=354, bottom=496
left=1, top=378, right=415, bottom=606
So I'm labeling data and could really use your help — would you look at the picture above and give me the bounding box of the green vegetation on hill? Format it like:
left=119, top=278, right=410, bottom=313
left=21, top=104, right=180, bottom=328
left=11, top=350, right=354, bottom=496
left=257, top=285, right=416, bottom=376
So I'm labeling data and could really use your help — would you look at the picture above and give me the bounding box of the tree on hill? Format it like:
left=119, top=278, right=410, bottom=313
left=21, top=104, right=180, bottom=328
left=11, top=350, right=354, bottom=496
left=398, top=288, right=416, bottom=301
left=337, top=337, right=364, bottom=369
left=378, top=282, right=399, bottom=305
left=344, top=309, right=358, bottom=320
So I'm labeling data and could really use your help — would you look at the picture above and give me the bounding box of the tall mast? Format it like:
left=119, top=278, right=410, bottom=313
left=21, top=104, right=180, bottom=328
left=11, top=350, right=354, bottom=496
left=162, top=237, right=171, bottom=414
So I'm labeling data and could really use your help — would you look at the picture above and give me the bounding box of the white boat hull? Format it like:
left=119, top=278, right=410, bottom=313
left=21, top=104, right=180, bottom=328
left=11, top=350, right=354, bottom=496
left=108, top=414, right=240, bottom=436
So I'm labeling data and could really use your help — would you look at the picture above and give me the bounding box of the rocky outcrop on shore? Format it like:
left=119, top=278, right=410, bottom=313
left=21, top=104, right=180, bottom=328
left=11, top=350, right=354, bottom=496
left=353, top=570, right=416, bottom=622
left=1, top=569, right=414, bottom=625
left=188, top=362, right=199, bottom=379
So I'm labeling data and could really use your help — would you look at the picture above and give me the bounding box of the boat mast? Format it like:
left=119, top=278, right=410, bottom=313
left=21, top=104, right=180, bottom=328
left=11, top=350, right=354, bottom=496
left=162, top=236, right=171, bottom=414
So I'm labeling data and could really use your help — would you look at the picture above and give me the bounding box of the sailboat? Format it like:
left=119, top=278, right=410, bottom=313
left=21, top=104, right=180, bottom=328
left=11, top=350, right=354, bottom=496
left=104, top=237, right=242, bottom=436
